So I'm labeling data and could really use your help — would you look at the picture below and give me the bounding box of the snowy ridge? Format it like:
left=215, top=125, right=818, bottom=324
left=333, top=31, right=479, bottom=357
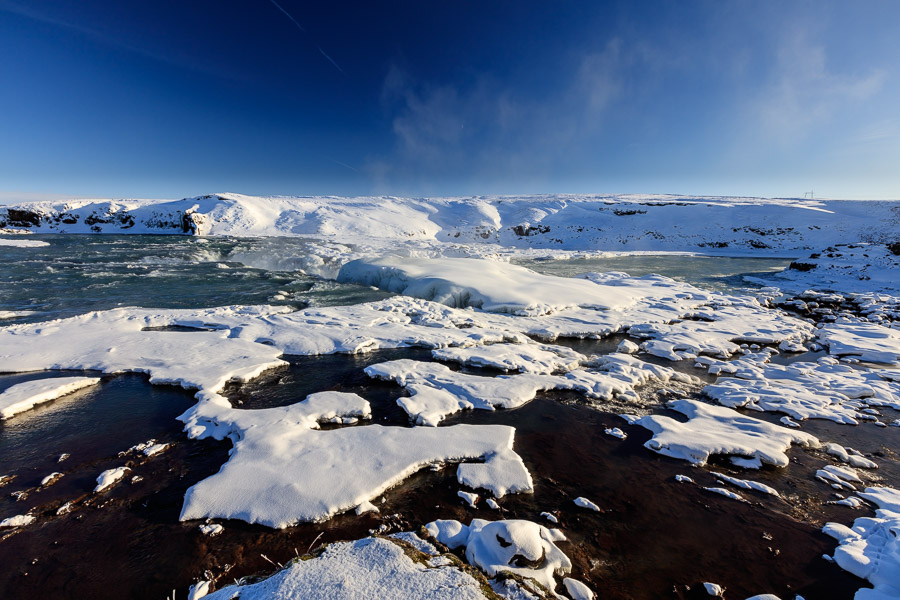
left=3, top=193, right=899, bottom=255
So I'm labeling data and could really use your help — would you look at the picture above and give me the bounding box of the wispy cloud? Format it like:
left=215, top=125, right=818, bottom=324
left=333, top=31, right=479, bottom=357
left=265, top=0, right=345, bottom=75
left=749, top=32, right=886, bottom=143
left=368, top=39, right=633, bottom=193
left=0, top=0, right=237, bottom=80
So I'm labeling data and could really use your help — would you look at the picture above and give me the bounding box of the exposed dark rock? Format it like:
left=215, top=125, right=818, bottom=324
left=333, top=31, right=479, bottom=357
left=5, top=208, right=42, bottom=227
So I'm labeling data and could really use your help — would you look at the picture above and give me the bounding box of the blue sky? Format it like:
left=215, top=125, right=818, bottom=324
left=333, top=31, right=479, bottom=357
left=1, top=0, right=898, bottom=201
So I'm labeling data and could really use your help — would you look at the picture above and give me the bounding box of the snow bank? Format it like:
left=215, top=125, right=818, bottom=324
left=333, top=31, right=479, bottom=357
left=179, top=391, right=532, bottom=527
left=426, top=518, right=572, bottom=593
left=0, top=376, right=101, bottom=419
left=824, top=486, right=900, bottom=600
left=772, top=243, right=900, bottom=294
left=203, top=536, right=491, bottom=600
left=636, top=399, right=819, bottom=467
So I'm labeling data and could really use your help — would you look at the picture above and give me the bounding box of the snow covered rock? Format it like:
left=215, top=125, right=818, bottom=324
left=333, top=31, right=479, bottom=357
left=426, top=518, right=572, bottom=593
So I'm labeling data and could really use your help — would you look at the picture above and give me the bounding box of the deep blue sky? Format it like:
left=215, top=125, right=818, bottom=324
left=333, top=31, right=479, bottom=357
left=1, top=0, right=898, bottom=200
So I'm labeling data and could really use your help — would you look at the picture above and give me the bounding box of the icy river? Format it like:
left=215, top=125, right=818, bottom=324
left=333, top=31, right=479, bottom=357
left=1, top=235, right=898, bottom=600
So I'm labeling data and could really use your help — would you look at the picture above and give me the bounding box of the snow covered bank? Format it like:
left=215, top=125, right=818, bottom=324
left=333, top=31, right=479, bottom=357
left=771, top=243, right=900, bottom=294
left=3, top=193, right=899, bottom=257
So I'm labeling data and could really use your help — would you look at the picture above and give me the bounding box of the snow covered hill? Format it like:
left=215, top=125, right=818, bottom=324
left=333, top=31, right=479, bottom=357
left=2, top=193, right=898, bottom=255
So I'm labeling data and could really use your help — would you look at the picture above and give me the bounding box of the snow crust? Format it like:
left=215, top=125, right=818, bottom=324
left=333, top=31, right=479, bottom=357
left=0, top=376, right=101, bottom=419
left=432, top=343, right=585, bottom=374
left=817, top=322, right=900, bottom=365
left=203, top=536, right=491, bottom=600
left=636, top=399, right=819, bottom=467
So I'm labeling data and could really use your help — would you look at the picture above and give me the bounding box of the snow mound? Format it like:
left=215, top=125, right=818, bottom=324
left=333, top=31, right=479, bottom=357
left=179, top=391, right=533, bottom=527
left=0, top=376, right=101, bottom=419
left=426, top=518, right=572, bottom=593
left=636, top=399, right=819, bottom=467
left=203, top=536, right=491, bottom=600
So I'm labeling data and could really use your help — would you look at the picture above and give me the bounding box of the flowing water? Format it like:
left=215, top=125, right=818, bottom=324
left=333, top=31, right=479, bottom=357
left=0, top=235, right=886, bottom=599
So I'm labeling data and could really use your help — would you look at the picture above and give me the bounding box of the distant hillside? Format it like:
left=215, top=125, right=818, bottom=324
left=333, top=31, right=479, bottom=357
left=2, top=193, right=898, bottom=255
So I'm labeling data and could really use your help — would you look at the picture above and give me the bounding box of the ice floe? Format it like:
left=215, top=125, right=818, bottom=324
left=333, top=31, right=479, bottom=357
left=179, top=391, right=532, bottom=527
left=636, top=399, right=819, bottom=467
left=704, top=487, right=747, bottom=502
left=0, top=376, right=101, bottom=419
left=563, top=577, right=595, bottom=600
left=426, top=518, right=572, bottom=593
left=339, top=255, right=687, bottom=315
left=824, top=486, right=900, bottom=600
left=203, top=535, right=491, bottom=600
